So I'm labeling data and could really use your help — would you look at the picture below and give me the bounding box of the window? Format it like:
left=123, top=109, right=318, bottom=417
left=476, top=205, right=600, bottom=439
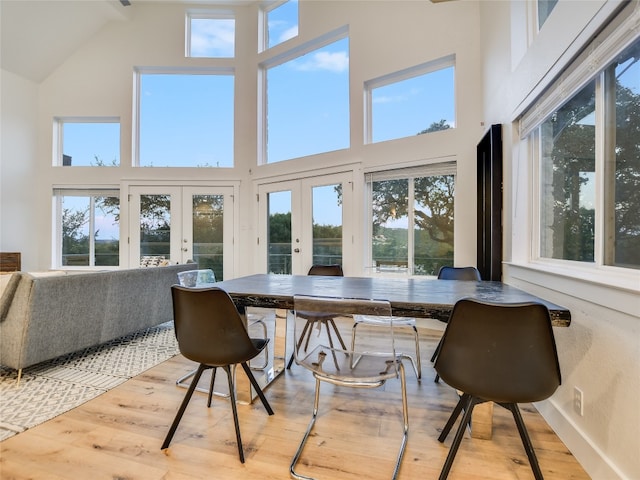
left=526, top=37, right=639, bottom=270
left=136, top=70, right=234, bottom=167
left=54, top=118, right=120, bottom=166
left=55, top=189, right=120, bottom=267
left=261, top=30, right=349, bottom=163
left=365, top=57, right=455, bottom=144
left=366, top=163, right=456, bottom=275
left=261, top=0, right=298, bottom=51
left=186, top=11, right=235, bottom=58
left=537, top=0, right=558, bottom=30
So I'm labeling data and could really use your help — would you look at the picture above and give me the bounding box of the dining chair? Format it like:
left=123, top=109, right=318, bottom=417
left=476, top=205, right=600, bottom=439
left=434, top=298, right=561, bottom=480
left=176, top=269, right=269, bottom=381
left=431, top=265, right=482, bottom=382
left=161, top=286, right=274, bottom=463
left=286, top=264, right=345, bottom=370
left=289, top=294, right=408, bottom=480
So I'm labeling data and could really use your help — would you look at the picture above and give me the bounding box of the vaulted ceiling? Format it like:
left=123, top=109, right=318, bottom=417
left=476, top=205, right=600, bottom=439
left=1, top=1, right=255, bottom=84
left=1, top=1, right=135, bottom=83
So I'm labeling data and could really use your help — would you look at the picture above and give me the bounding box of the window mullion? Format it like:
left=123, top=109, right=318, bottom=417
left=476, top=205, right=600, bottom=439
left=600, top=69, right=616, bottom=267
left=408, top=179, right=415, bottom=275
left=89, top=197, right=96, bottom=267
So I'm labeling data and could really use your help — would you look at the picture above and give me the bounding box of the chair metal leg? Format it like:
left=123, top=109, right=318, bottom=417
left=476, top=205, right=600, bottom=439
left=393, top=362, right=409, bottom=480
left=290, top=376, right=322, bottom=480
left=438, top=395, right=479, bottom=480
left=502, top=403, right=544, bottom=480
left=288, top=319, right=315, bottom=370
left=224, top=365, right=245, bottom=463
left=411, top=324, right=422, bottom=380
left=161, top=363, right=208, bottom=450
left=290, top=364, right=408, bottom=480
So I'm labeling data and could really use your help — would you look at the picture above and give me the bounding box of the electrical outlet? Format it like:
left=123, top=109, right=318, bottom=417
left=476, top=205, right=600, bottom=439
left=573, top=387, right=584, bottom=416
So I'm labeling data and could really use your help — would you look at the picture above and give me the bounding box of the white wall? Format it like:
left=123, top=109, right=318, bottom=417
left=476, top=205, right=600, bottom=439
left=5, top=0, right=483, bottom=274
left=0, top=69, right=41, bottom=271
left=479, top=1, right=640, bottom=479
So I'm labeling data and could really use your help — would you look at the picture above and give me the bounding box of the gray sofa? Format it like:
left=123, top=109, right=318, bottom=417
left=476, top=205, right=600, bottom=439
left=0, top=263, right=194, bottom=378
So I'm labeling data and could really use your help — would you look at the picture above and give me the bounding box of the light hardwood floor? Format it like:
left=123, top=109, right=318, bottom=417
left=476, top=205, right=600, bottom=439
left=0, top=328, right=590, bottom=480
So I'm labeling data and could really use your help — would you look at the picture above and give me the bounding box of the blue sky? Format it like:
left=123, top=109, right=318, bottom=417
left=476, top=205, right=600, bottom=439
left=63, top=0, right=455, bottom=234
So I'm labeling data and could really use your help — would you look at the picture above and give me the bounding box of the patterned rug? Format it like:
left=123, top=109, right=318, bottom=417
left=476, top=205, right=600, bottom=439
left=0, top=322, right=179, bottom=441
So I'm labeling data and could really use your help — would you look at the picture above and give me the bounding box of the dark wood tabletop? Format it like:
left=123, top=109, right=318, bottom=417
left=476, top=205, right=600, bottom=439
left=213, top=274, right=571, bottom=326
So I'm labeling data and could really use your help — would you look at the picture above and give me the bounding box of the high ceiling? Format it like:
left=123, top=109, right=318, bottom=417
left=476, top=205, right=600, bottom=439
left=0, top=0, right=253, bottom=83
left=1, top=1, right=134, bottom=83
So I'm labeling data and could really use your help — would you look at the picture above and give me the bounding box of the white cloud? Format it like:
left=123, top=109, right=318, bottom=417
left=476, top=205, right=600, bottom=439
left=190, top=19, right=234, bottom=57
left=278, top=25, right=298, bottom=44
left=295, top=51, right=349, bottom=73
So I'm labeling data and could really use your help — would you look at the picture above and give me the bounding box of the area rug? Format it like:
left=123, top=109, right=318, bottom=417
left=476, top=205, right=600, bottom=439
left=0, top=321, right=179, bottom=442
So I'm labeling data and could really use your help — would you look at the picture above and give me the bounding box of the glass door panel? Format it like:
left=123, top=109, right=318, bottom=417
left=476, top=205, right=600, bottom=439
left=312, top=184, right=343, bottom=265
left=267, top=190, right=293, bottom=274
left=258, top=172, right=353, bottom=275
left=190, top=194, right=224, bottom=280
left=371, top=179, right=409, bottom=269
left=139, top=194, right=172, bottom=260
left=129, top=185, right=234, bottom=276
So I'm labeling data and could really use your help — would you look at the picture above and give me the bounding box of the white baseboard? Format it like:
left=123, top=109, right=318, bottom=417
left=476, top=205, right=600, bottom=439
left=535, top=398, right=629, bottom=480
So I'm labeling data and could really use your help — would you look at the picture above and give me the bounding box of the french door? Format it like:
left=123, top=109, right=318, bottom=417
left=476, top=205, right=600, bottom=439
left=128, top=185, right=235, bottom=280
left=257, top=172, right=353, bottom=275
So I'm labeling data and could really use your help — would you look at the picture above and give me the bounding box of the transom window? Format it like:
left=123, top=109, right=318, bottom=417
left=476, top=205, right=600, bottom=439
left=261, top=0, right=298, bottom=51
left=365, top=57, right=455, bottom=144
left=53, top=118, right=120, bottom=167
left=186, top=11, right=235, bottom=58
left=135, top=70, right=234, bottom=168
left=366, top=163, right=456, bottom=275
left=260, top=29, right=349, bottom=164
left=54, top=189, right=120, bottom=268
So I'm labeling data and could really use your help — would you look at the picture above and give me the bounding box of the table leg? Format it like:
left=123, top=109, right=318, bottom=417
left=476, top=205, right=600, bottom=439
left=470, top=401, right=494, bottom=439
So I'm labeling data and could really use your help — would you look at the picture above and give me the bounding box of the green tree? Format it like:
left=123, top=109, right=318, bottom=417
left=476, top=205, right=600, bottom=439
left=417, top=119, right=451, bottom=135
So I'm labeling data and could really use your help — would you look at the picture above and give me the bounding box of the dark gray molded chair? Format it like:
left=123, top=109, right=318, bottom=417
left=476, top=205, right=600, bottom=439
left=434, top=298, right=561, bottom=480
left=290, top=295, right=408, bottom=480
left=432, top=266, right=482, bottom=382
left=286, top=264, right=345, bottom=370
left=161, top=286, right=274, bottom=463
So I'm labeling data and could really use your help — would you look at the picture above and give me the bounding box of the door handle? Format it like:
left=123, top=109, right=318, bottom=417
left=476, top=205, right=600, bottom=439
left=294, top=248, right=300, bottom=253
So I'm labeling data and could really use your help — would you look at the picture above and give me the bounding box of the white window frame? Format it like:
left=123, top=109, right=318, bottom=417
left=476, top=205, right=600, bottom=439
left=258, top=25, right=349, bottom=165
left=364, top=161, right=457, bottom=277
left=517, top=5, right=640, bottom=297
left=132, top=67, right=235, bottom=168
left=363, top=55, right=455, bottom=145
left=185, top=9, right=235, bottom=59
left=53, top=117, right=120, bottom=167
left=53, top=188, right=120, bottom=269
left=258, top=0, right=299, bottom=53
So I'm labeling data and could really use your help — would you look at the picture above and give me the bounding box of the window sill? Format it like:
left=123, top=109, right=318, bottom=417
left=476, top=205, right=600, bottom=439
left=504, top=261, right=639, bottom=318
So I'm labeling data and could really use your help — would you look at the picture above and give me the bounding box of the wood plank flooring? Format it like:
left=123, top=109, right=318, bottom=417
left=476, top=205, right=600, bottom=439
left=0, top=328, right=590, bottom=480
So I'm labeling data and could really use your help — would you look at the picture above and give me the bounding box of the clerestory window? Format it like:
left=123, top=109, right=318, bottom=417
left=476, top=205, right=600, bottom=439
left=135, top=69, right=234, bottom=168
left=260, top=28, right=350, bottom=164
left=186, top=10, right=235, bottom=58
left=364, top=56, right=455, bottom=144
left=54, top=118, right=120, bottom=167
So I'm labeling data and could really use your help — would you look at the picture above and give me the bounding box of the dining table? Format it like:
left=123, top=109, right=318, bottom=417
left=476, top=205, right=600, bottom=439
left=207, top=273, right=571, bottom=439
